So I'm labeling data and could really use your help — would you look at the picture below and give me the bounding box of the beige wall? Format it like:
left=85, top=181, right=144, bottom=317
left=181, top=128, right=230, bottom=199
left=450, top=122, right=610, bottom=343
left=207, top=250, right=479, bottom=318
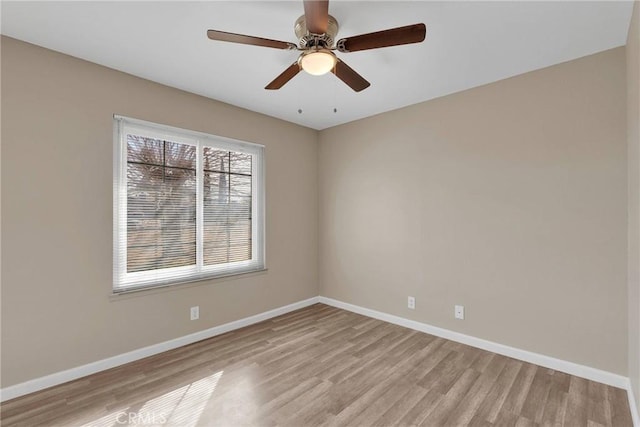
left=0, top=37, right=319, bottom=387
left=628, top=0, right=640, bottom=414
left=319, top=48, right=628, bottom=374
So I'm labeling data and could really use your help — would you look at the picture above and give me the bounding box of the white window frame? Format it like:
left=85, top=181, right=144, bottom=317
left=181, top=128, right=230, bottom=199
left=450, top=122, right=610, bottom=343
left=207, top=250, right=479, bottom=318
left=113, top=116, right=265, bottom=293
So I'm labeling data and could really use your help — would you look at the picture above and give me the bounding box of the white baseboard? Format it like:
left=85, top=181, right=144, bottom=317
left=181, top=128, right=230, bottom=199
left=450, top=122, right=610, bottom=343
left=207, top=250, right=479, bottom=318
left=318, top=296, right=629, bottom=389
left=0, top=296, right=320, bottom=403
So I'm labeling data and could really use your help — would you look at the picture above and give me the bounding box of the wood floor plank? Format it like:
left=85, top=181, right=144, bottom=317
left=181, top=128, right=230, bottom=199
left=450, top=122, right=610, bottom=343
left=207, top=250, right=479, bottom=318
left=587, top=381, right=611, bottom=426
left=540, top=382, right=569, bottom=426
left=444, top=354, right=508, bottom=425
left=469, top=357, right=523, bottom=424
left=268, top=379, right=333, bottom=425
left=397, top=387, right=445, bottom=426
left=372, top=385, right=431, bottom=426
left=417, top=350, right=471, bottom=394
left=0, top=303, right=633, bottom=427
left=565, top=376, right=589, bottom=426
left=347, top=381, right=421, bottom=426
left=420, top=368, right=481, bottom=426
left=500, top=362, right=538, bottom=416
left=520, top=366, right=552, bottom=423
left=609, top=385, right=634, bottom=427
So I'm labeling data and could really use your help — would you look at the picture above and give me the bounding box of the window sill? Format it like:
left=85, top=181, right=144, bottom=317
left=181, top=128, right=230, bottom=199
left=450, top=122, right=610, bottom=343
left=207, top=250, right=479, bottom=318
left=109, top=268, right=268, bottom=301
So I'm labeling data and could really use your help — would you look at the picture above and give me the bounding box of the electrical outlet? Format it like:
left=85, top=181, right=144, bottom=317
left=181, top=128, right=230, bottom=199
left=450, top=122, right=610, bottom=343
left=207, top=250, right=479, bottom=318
left=190, top=306, right=199, bottom=320
left=455, top=305, right=464, bottom=320
left=408, top=296, right=415, bottom=310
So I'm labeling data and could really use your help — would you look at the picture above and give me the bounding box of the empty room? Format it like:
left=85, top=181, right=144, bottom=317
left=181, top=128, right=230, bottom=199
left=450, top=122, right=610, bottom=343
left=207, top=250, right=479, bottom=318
left=1, top=0, right=639, bottom=426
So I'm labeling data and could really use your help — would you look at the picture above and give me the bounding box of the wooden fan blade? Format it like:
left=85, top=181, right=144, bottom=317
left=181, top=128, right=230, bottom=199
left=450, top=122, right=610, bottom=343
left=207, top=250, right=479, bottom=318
left=207, top=29, right=297, bottom=50
left=303, top=0, right=329, bottom=34
left=265, top=63, right=301, bottom=90
left=332, top=59, right=370, bottom=92
left=336, top=23, right=426, bottom=53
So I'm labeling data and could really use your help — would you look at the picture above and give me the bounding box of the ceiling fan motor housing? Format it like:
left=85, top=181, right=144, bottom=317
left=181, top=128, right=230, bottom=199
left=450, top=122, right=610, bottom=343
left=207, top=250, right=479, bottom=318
left=295, top=14, right=339, bottom=49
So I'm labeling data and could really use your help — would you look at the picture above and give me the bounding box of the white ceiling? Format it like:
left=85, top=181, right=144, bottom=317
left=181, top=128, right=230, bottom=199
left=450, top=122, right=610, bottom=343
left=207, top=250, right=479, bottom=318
left=1, top=1, right=634, bottom=130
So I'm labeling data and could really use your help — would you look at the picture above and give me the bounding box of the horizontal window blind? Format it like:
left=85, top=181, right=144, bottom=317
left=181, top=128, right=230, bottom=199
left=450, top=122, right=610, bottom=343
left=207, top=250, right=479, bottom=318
left=113, top=116, right=265, bottom=293
left=203, top=148, right=253, bottom=266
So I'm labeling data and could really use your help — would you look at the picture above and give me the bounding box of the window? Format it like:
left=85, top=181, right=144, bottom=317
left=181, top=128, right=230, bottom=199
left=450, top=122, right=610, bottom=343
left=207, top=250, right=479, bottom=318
left=113, top=116, right=265, bottom=293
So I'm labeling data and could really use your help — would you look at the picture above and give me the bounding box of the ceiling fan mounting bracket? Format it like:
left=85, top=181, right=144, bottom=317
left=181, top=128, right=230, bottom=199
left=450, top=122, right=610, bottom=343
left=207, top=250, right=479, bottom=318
left=294, top=14, right=339, bottom=49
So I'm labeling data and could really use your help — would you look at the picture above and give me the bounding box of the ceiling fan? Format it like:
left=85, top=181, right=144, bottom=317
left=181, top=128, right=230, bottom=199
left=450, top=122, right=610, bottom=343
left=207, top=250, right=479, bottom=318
left=206, top=0, right=426, bottom=92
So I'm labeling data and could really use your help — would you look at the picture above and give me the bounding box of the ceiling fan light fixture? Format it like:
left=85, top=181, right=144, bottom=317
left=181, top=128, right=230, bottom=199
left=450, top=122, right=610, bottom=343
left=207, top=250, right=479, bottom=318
left=299, top=49, right=336, bottom=76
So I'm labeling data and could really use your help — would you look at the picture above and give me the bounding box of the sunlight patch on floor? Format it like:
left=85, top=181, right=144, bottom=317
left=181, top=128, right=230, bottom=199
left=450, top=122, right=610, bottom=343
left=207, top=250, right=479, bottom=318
left=81, top=370, right=223, bottom=427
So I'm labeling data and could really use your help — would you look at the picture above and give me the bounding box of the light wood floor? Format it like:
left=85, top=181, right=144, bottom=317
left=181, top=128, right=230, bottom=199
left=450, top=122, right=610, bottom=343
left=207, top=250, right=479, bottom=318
left=0, top=304, right=633, bottom=426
